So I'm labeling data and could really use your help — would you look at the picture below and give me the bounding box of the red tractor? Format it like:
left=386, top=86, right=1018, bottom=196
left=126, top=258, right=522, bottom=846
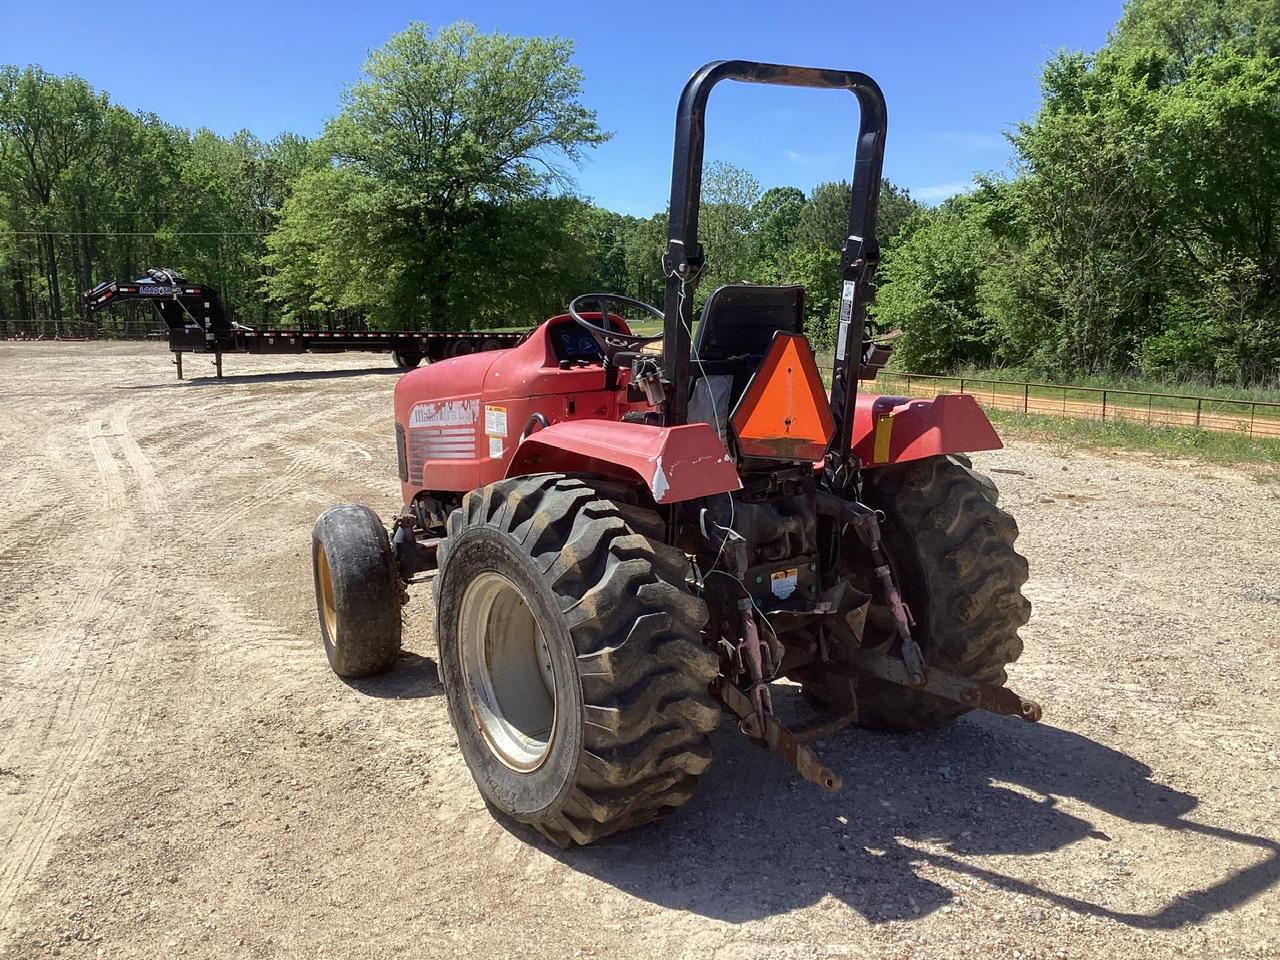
left=311, top=60, right=1036, bottom=847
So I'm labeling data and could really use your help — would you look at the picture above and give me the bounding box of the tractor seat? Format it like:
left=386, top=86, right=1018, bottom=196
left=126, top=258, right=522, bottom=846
left=689, top=285, right=807, bottom=437
left=693, top=283, right=806, bottom=366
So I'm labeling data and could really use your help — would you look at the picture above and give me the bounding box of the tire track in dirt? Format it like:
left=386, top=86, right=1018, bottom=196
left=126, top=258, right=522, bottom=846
left=0, top=409, right=64, bottom=575
left=148, top=392, right=297, bottom=466
left=0, top=415, right=124, bottom=738
left=202, top=393, right=376, bottom=539
left=0, top=405, right=166, bottom=926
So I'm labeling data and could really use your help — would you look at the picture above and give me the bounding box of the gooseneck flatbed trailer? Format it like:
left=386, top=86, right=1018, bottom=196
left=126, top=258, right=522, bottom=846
left=83, top=269, right=526, bottom=380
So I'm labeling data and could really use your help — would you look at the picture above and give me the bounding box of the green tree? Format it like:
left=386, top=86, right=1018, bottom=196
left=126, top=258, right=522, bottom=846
left=1111, top=0, right=1280, bottom=81
left=0, top=66, right=110, bottom=325
left=996, top=50, right=1167, bottom=373
left=748, top=185, right=805, bottom=281
left=264, top=21, right=608, bottom=328
left=873, top=198, right=999, bottom=372
left=793, top=179, right=923, bottom=254
left=780, top=245, right=841, bottom=348
left=698, top=160, right=761, bottom=293
left=621, top=212, right=667, bottom=307
left=869, top=0, right=1280, bottom=383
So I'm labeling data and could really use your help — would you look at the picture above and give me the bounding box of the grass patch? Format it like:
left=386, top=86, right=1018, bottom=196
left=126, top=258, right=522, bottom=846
left=988, top=408, right=1280, bottom=472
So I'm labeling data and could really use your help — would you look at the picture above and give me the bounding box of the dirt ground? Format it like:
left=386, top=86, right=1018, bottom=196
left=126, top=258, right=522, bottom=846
left=1, top=341, right=1278, bottom=960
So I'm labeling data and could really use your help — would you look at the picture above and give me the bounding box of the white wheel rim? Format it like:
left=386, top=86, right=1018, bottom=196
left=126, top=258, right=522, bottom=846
left=458, top=571, right=557, bottom=772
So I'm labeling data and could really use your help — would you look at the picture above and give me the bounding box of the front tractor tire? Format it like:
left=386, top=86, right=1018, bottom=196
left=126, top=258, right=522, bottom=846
left=311, top=503, right=404, bottom=677
left=812, top=455, right=1031, bottom=732
left=434, top=475, right=719, bottom=847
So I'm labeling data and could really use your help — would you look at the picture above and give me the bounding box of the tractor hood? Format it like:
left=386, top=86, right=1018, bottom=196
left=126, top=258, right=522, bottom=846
left=395, top=349, right=502, bottom=409
left=393, top=318, right=643, bottom=502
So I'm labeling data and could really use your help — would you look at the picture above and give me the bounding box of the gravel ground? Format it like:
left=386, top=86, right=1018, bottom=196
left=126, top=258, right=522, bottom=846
left=1, top=341, right=1278, bottom=959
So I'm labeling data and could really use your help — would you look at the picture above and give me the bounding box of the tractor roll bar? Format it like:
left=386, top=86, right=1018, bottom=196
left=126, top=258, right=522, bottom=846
left=660, top=60, right=888, bottom=478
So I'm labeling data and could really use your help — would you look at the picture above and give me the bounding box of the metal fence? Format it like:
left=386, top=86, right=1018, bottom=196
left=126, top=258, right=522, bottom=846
left=1, top=317, right=167, bottom=340
left=876, top=371, right=1280, bottom=440
left=1, top=309, right=377, bottom=342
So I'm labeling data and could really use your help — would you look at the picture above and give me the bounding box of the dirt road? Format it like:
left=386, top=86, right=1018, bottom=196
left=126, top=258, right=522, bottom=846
left=1, top=341, right=1278, bottom=959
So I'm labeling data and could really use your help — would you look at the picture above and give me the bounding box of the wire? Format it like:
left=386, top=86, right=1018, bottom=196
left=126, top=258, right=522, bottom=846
left=0, top=229, right=268, bottom=237
left=664, top=256, right=737, bottom=572
left=702, top=569, right=782, bottom=675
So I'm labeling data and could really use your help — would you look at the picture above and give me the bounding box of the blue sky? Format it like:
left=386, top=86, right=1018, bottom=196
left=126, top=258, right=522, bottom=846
left=1, top=1, right=1124, bottom=215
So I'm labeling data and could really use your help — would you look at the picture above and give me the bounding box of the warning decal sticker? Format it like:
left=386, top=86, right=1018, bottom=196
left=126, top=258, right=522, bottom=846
left=835, top=280, right=856, bottom=361
left=488, top=436, right=504, bottom=459
left=770, top=567, right=799, bottom=600
left=485, top=404, right=508, bottom=437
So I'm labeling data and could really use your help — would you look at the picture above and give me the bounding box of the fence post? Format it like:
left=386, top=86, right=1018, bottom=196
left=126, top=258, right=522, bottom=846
left=1195, top=398, right=1202, bottom=429
left=959, top=377, right=966, bottom=395
left=1101, top=390, right=1107, bottom=422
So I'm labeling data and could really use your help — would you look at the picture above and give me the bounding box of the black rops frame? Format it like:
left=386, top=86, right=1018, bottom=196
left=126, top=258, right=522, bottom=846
left=660, top=60, right=887, bottom=485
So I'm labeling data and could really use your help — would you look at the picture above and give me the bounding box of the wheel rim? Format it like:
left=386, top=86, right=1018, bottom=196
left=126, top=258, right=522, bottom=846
left=458, top=571, right=557, bottom=772
left=317, top=547, right=339, bottom=647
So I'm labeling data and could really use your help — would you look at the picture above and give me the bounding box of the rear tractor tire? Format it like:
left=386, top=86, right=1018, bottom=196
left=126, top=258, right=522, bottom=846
left=312, top=503, right=404, bottom=677
left=434, top=474, right=719, bottom=846
left=807, top=455, right=1031, bottom=732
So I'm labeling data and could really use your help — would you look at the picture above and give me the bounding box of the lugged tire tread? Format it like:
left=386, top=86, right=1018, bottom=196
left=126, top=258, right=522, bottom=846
left=439, top=473, right=716, bottom=846
left=841, top=455, right=1031, bottom=731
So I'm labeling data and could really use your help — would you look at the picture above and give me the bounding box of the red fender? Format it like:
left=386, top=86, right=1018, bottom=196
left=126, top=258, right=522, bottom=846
left=853, top=392, right=1003, bottom=467
left=506, top=420, right=742, bottom=504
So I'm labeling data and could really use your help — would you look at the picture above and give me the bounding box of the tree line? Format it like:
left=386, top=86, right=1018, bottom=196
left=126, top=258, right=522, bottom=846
left=0, top=63, right=310, bottom=331
left=878, top=0, right=1280, bottom=386
left=3, top=1, right=1278, bottom=385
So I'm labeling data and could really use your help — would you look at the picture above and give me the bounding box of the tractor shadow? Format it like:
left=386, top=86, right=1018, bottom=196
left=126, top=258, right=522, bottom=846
left=344, top=652, right=443, bottom=700
left=510, top=696, right=1280, bottom=929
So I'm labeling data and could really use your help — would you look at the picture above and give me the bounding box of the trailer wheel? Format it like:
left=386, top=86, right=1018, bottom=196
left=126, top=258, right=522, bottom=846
left=445, top=340, right=474, bottom=359
left=435, top=474, right=718, bottom=846
left=393, top=348, right=422, bottom=369
left=312, top=503, right=403, bottom=677
left=807, top=456, right=1030, bottom=731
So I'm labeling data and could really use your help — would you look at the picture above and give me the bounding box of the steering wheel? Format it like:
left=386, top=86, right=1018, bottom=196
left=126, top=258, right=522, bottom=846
left=567, top=293, right=665, bottom=364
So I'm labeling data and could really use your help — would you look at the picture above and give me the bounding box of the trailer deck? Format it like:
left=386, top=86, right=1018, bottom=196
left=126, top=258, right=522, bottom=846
left=83, top=270, right=526, bottom=379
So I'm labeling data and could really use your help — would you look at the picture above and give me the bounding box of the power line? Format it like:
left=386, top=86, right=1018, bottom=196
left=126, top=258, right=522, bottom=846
left=0, top=229, right=269, bottom=237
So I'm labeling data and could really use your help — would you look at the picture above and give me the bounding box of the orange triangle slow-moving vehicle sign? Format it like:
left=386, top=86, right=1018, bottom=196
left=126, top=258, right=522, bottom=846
left=730, top=332, right=835, bottom=461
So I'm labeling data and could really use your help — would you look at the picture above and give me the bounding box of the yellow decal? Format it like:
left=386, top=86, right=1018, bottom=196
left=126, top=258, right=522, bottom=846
left=873, top=415, right=893, bottom=463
